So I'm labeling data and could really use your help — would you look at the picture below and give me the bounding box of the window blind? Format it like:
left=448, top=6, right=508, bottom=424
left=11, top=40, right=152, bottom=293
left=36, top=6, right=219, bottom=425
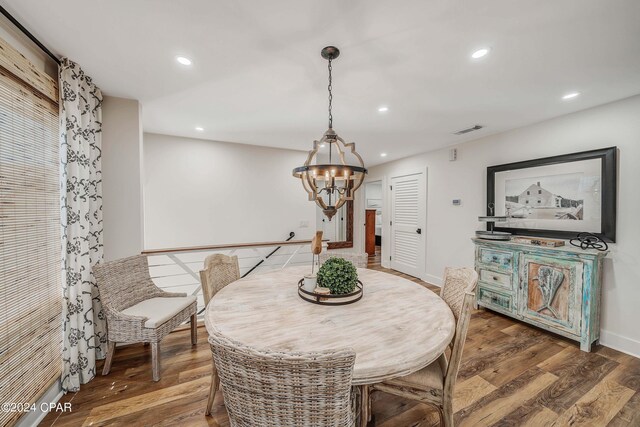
left=0, top=58, right=60, bottom=426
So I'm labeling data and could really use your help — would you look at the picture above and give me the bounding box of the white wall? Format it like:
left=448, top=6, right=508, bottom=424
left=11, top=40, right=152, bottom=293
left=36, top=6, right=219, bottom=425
left=357, top=95, right=640, bottom=357
left=102, top=96, right=144, bottom=260
left=143, top=133, right=317, bottom=249
left=365, top=181, right=382, bottom=201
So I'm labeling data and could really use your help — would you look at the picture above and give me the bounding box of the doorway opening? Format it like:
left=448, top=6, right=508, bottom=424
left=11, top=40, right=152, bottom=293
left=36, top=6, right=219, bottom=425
left=364, top=181, right=383, bottom=259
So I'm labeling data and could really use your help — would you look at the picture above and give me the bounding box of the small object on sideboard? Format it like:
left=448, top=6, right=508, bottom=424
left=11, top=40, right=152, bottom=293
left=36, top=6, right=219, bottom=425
left=472, top=237, right=608, bottom=352
left=511, top=236, right=565, bottom=247
left=475, top=230, right=512, bottom=241
left=476, top=203, right=512, bottom=241
left=570, top=233, right=609, bottom=252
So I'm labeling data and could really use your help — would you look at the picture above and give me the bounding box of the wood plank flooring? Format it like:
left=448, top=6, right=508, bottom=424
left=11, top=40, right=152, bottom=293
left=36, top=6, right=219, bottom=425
left=41, top=248, right=640, bottom=426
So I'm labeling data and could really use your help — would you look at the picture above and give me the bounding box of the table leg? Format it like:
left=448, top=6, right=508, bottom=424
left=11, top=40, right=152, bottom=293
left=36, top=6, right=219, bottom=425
left=359, top=385, right=370, bottom=427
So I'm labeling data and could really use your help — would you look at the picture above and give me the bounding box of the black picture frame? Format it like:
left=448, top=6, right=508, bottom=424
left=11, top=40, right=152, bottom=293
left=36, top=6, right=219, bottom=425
left=487, top=147, right=617, bottom=242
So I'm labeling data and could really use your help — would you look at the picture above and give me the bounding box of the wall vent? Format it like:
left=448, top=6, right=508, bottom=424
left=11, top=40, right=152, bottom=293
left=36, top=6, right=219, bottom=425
left=453, top=125, right=483, bottom=135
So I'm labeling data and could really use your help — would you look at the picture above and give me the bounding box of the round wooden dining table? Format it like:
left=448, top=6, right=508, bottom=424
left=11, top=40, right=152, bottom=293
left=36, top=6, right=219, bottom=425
left=205, top=266, right=455, bottom=426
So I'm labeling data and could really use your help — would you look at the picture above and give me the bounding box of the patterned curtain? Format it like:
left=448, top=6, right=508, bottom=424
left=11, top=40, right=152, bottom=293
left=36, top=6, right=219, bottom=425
left=59, top=58, right=107, bottom=392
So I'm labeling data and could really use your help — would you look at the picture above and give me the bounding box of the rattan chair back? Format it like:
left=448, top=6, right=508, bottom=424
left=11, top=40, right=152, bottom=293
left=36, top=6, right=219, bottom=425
left=200, top=254, right=240, bottom=305
left=208, top=328, right=356, bottom=427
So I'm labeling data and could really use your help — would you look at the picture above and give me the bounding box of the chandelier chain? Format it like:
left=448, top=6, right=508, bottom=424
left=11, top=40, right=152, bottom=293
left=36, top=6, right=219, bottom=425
left=328, top=58, right=333, bottom=129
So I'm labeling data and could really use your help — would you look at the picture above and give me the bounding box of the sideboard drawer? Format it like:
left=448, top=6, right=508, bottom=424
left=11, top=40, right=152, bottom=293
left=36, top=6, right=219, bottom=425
left=479, top=269, right=512, bottom=290
left=478, top=247, right=514, bottom=271
left=478, top=286, right=513, bottom=313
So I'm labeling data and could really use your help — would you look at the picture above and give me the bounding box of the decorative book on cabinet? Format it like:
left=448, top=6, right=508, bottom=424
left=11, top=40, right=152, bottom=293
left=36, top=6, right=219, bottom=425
left=473, top=238, right=608, bottom=352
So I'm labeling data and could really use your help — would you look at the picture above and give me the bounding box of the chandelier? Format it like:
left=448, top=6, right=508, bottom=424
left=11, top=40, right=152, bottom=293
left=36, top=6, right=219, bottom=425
left=292, top=46, right=367, bottom=221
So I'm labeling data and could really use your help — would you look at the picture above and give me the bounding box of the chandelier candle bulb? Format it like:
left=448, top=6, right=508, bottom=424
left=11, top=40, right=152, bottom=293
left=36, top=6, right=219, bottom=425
left=292, top=46, right=367, bottom=221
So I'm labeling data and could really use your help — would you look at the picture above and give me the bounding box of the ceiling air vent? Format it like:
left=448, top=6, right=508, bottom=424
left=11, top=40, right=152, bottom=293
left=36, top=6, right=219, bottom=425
left=453, top=125, right=483, bottom=135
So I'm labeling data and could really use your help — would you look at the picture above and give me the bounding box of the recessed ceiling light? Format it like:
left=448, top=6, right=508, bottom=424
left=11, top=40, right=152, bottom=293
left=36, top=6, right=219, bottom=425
left=195, top=126, right=204, bottom=131
left=471, top=48, right=490, bottom=59
left=176, top=56, right=192, bottom=66
left=378, top=106, right=389, bottom=113
left=380, top=153, right=387, bottom=157
left=562, top=92, right=581, bottom=100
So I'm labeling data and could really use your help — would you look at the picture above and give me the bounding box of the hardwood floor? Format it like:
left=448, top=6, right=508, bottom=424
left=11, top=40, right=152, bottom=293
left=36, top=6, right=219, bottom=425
left=42, top=251, right=640, bottom=426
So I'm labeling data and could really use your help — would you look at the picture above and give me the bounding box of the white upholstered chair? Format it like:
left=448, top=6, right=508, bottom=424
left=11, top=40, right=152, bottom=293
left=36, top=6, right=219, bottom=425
left=367, top=267, right=478, bottom=426
left=93, top=255, right=198, bottom=381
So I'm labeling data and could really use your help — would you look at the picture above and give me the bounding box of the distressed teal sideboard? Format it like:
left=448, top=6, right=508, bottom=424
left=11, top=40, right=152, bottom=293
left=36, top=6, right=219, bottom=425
left=472, top=238, right=608, bottom=352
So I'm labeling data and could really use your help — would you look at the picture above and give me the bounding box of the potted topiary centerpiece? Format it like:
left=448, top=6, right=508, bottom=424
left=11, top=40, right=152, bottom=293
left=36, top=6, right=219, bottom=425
left=317, top=257, right=358, bottom=295
left=297, top=256, right=363, bottom=305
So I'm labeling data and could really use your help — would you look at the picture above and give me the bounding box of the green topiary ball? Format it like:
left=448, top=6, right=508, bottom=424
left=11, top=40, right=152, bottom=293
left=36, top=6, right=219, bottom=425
left=317, top=257, right=358, bottom=294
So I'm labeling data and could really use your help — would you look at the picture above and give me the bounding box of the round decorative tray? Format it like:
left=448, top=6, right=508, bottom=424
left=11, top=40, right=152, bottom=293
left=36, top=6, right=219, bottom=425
left=475, top=230, right=512, bottom=241
left=297, top=279, right=363, bottom=306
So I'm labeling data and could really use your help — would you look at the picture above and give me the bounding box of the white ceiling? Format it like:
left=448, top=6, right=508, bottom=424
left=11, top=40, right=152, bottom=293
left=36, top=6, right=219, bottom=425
left=4, top=0, right=640, bottom=166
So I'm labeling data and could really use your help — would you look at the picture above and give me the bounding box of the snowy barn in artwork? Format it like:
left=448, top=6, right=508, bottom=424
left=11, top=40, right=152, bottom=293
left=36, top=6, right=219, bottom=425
left=518, top=182, right=562, bottom=207
left=514, top=181, right=582, bottom=208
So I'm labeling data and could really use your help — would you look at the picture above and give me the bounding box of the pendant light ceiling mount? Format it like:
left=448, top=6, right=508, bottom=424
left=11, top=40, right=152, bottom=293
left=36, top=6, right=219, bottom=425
left=320, top=46, right=340, bottom=60
left=292, top=46, right=367, bottom=221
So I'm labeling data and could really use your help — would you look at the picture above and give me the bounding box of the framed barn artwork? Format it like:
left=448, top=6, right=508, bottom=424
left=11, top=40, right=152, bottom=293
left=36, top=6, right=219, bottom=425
left=487, top=147, right=617, bottom=242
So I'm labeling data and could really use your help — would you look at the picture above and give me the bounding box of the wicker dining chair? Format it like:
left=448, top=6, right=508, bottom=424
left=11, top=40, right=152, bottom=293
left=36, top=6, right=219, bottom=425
left=367, top=267, right=478, bottom=426
left=199, top=254, right=240, bottom=306
left=319, top=252, right=368, bottom=268
left=93, top=255, right=198, bottom=381
left=200, top=253, right=240, bottom=414
left=207, top=327, right=357, bottom=426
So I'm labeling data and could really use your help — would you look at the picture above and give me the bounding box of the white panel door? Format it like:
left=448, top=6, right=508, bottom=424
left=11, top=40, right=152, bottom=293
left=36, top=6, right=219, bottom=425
left=390, top=173, right=425, bottom=278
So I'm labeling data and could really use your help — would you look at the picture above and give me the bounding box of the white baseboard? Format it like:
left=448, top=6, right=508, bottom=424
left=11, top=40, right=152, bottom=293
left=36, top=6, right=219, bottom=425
left=423, top=273, right=442, bottom=287
left=599, top=329, right=640, bottom=359
left=417, top=275, right=640, bottom=358
left=14, top=377, right=63, bottom=427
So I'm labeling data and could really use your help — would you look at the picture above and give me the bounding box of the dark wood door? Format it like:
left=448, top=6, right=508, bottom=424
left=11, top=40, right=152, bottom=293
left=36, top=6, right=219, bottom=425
left=365, top=209, right=376, bottom=256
